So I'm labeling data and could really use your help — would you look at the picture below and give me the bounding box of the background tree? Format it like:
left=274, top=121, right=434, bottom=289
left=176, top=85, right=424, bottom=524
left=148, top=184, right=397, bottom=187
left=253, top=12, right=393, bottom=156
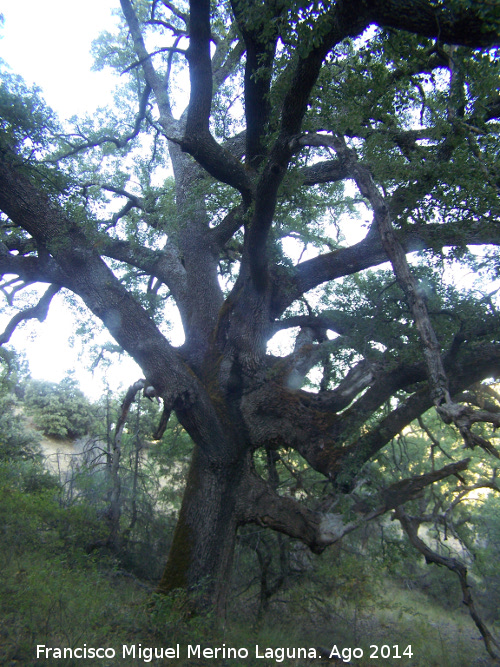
left=24, top=375, right=97, bottom=440
left=0, top=348, right=41, bottom=464
left=0, top=0, right=500, bottom=619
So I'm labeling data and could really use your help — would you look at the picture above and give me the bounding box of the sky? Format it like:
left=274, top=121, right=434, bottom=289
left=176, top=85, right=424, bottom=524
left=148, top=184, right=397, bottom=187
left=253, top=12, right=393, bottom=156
left=1, top=0, right=120, bottom=117
left=0, top=0, right=144, bottom=398
left=0, top=1, right=496, bottom=399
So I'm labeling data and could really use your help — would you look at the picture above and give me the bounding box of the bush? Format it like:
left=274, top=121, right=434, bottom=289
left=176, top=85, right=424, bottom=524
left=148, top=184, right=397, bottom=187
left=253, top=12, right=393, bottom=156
left=24, top=376, right=96, bottom=440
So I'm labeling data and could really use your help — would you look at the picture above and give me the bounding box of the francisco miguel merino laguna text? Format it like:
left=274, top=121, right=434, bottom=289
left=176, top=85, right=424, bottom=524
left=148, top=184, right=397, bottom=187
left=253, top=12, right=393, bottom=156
left=36, top=643, right=320, bottom=662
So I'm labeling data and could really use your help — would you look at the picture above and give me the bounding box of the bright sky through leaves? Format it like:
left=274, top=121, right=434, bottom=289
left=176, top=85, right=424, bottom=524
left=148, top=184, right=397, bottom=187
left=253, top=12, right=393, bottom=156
left=0, top=0, right=143, bottom=397
left=0, top=1, right=498, bottom=400
left=1, top=0, right=120, bottom=117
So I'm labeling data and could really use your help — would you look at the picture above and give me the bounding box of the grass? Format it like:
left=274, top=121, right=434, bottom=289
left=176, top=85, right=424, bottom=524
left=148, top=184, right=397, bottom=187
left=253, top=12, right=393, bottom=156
left=1, top=463, right=498, bottom=667
left=2, top=549, right=497, bottom=667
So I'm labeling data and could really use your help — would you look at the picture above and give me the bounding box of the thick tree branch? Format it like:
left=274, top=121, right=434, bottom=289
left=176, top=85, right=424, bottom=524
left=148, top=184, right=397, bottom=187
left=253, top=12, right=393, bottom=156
left=0, top=146, right=188, bottom=398
left=243, top=0, right=370, bottom=289
left=0, top=284, right=60, bottom=345
left=210, top=204, right=245, bottom=248
left=221, top=130, right=246, bottom=160
left=272, top=313, right=355, bottom=339
left=0, top=250, right=66, bottom=286
left=299, top=158, right=350, bottom=186
left=97, top=237, right=188, bottom=316
left=369, top=1, right=500, bottom=48
left=156, top=3, right=252, bottom=197
left=185, top=0, right=212, bottom=136
left=336, top=135, right=453, bottom=406
left=176, top=132, right=253, bottom=202
left=0, top=148, right=244, bottom=464
left=277, top=328, right=342, bottom=391
left=279, top=2, right=370, bottom=140
left=230, top=0, right=281, bottom=168
left=211, top=23, right=245, bottom=94
left=243, top=339, right=500, bottom=488
left=336, top=344, right=500, bottom=488
left=242, top=459, right=470, bottom=553
left=272, top=221, right=500, bottom=317
left=330, top=134, right=500, bottom=454
left=120, top=0, right=174, bottom=126
left=242, top=0, right=499, bottom=292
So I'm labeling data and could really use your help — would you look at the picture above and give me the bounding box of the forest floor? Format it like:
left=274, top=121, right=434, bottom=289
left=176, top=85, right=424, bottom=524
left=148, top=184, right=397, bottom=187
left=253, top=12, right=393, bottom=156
left=1, top=528, right=497, bottom=667
left=1, top=438, right=498, bottom=667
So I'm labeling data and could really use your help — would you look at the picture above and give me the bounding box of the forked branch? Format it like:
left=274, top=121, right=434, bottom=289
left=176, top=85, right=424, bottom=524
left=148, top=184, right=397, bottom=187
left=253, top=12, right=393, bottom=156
left=242, top=458, right=470, bottom=553
left=331, top=133, right=500, bottom=457
left=52, top=83, right=152, bottom=161
left=395, top=506, right=500, bottom=662
left=0, top=284, right=60, bottom=346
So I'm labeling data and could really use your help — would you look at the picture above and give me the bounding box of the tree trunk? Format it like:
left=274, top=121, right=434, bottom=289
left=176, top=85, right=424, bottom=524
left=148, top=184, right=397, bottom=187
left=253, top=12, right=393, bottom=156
left=158, top=446, right=247, bottom=618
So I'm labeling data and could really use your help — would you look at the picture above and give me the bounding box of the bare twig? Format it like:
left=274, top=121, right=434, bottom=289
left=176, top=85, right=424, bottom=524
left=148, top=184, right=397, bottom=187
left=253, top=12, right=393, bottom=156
left=395, top=506, right=500, bottom=662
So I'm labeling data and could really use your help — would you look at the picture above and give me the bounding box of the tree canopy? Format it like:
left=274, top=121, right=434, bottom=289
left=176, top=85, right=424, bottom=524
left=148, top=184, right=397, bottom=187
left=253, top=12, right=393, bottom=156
left=1, top=0, right=500, bottom=623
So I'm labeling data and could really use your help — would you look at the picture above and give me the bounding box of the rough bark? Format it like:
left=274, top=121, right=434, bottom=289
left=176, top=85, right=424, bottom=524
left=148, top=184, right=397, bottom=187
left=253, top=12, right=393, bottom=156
left=158, top=447, right=247, bottom=617
left=1, top=0, right=499, bottom=621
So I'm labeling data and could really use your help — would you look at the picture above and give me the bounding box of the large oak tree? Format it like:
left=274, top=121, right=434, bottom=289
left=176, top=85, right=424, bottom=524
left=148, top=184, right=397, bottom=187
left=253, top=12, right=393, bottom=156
left=1, top=0, right=500, bottom=616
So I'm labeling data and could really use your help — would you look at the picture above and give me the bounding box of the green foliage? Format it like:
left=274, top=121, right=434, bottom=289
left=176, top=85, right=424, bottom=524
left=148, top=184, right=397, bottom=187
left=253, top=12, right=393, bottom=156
left=301, top=263, right=496, bottom=399
left=430, top=0, right=500, bottom=32
left=0, top=62, right=59, bottom=158
left=24, top=375, right=97, bottom=440
left=0, top=462, right=149, bottom=666
left=53, top=390, right=192, bottom=580
left=472, top=494, right=500, bottom=621
left=0, top=350, right=41, bottom=463
left=0, top=376, right=498, bottom=666
left=1, top=2, right=500, bottom=662
left=0, top=388, right=34, bottom=461
left=113, top=405, right=190, bottom=579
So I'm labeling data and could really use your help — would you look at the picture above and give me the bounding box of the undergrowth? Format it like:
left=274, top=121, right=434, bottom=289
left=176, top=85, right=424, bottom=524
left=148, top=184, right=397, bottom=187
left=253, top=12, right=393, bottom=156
left=0, top=460, right=498, bottom=667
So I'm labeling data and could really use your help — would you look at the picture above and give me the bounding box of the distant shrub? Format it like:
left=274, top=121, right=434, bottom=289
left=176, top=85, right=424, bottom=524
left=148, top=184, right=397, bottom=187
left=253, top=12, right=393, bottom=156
left=0, top=393, right=41, bottom=462
left=24, top=375, right=96, bottom=439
